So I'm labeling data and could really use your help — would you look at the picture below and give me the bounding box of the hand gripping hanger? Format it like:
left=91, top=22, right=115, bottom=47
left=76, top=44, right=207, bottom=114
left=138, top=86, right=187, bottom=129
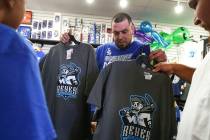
left=68, top=28, right=80, bottom=45
left=136, top=47, right=153, bottom=70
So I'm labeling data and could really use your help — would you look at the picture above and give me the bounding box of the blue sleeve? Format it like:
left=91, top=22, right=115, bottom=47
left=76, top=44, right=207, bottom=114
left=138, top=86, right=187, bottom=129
left=131, top=44, right=151, bottom=59
left=96, top=45, right=105, bottom=71
left=143, top=45, right=151, bottom=56
left=95, top=47, right=100, bottom=69
left=0, top=51, right=56, bottom=140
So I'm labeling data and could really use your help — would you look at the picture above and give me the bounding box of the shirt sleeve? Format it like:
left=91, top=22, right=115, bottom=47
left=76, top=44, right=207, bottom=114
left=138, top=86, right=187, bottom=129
left=96, top=44, right=105, bottom=71
left=87, top=63, right=111, bottom=110
left=39, top=53, right=48, bottom=71
left=84, top=44, right=99, bottom=96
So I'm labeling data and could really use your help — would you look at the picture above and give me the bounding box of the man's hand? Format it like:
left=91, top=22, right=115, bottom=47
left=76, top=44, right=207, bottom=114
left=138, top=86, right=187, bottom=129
left=149, top=49, right=167, bottom=62
left=60, top=32, right=70, bottom=44
left=91, top=121, right=97, bottom=134
left=153, top=63, right=195, bottom=83
left=153, top=62, right=174, bottom=75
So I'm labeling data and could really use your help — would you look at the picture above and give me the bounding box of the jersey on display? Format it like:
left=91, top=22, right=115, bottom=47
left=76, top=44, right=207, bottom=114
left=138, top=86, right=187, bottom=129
left=87, top=60, right=177, bottom=140
left=41, top=43, right=99, bottom=140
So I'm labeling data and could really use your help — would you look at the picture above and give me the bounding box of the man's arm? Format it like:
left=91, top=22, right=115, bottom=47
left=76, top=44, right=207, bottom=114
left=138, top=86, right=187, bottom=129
left=153, top=63, right=195, bottom=83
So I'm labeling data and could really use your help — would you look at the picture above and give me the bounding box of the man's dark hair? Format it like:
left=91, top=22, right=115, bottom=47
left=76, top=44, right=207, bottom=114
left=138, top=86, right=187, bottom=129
left=112, top=12, right=132, bottom=24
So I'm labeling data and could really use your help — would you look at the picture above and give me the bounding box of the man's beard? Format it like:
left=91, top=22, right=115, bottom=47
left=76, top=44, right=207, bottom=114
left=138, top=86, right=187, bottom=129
left=116, top=42, right=129, bottom=49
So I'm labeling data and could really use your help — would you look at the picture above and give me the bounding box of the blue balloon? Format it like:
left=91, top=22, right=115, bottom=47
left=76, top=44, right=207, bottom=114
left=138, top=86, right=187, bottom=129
left=140, top=21, right=153, bottom=33
left=139, top=21, right=169, bottom=48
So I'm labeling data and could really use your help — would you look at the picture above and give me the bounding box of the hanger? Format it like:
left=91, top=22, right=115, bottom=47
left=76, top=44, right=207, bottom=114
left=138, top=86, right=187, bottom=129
left=68, top=33, right=80, bottom=45
left=68, top=28, right=80, bottom=45
left=136, top=52, right=153, bottom=70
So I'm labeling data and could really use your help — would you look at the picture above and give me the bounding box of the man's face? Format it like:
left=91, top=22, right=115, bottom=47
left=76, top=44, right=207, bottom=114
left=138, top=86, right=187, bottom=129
left=189, top=0, right=210, bottom=32
left=112, top=19, right=134, bottom=49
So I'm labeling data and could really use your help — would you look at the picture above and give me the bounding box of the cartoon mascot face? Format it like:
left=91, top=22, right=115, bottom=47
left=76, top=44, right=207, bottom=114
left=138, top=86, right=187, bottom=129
left=130, top=96, right=145, bottom=114
left=58, top=63, right=81, bottom=86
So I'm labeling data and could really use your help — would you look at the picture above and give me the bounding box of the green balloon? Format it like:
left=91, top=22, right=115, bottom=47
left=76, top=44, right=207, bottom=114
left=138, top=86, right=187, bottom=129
left=150, top=32, right=173, bottom=50
left=150, top=41, right=173, bottom=51
left=150, top=42, right=161, bottom=50
left=159, top=32, right=172, bottom=42
left=172, top=27, right=190, bottom=44
left=151, top=28, right=190, bottom=51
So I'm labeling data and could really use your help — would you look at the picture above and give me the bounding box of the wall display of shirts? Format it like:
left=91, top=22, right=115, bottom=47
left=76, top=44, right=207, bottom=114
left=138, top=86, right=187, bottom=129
left=19, top=10, right=208, bottom=64
left=53, top=13, right=62, bottom=40
left=19, top=10, right=112, bottom=44
left=88, top=23, right=96, bottom=44
left=31, top=14, right=60, bottom=40
left=31, top=20, right=54, bottom=40
left=61, top=22, right=110, bottom=44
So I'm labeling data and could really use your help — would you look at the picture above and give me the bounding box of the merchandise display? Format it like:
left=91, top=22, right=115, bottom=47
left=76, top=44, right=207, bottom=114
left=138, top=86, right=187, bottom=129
left=6, top=1, right=209, bottom=139
left=88, top=59, right=177, bottom=140
left=40, top=42, right=99, bottom=140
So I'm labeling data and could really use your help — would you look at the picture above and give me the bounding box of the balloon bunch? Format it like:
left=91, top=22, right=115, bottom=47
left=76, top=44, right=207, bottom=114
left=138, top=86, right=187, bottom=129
left=151, top=27, right=191, bottom=50
left=134, top=21, right=191, bottom=50
left=134, top=30, right=153, bottom=45
left=140, top=21, right=169, bottom=48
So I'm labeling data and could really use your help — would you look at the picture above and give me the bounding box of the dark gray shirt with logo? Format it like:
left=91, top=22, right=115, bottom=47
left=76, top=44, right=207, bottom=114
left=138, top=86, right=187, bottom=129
left=87, top=60, right=177, bottom=140
left=41, top=43, right=99, bottom=140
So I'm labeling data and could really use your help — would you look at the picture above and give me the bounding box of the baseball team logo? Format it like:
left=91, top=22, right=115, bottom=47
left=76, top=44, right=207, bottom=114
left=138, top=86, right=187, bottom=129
left=119, top=94, right=156, bottom=140
left=56, top=63, right=81, bottom=100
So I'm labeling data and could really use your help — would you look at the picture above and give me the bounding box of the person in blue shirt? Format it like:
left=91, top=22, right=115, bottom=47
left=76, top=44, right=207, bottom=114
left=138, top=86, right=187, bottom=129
left=0, top=0, right=56, bottom=139
left=95, top=13, right=166, bottom=70
left=61, top=13, right=166, bottom=71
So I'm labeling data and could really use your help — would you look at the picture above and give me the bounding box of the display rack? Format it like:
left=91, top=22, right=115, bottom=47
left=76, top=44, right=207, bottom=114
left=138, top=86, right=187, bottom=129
left=29, top=38, right=101, bottom=48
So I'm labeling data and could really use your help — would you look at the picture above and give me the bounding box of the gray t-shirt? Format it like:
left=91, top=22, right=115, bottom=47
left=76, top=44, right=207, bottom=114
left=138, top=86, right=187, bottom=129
left=87, top=60, right=177, bottom=140
left=41, top=43, right=99, bottom=140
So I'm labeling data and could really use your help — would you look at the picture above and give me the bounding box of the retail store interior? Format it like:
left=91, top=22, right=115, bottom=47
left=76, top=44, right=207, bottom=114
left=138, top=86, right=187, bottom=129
left=1, top=0, right=210, bottom=139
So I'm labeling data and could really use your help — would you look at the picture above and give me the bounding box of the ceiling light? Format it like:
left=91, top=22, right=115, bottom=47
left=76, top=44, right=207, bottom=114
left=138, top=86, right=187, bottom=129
left=120, top=0, right=128, bottom=9
left=86, top=0, right=95, bottom=4
left=174, top=1, right=184, bottom=14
